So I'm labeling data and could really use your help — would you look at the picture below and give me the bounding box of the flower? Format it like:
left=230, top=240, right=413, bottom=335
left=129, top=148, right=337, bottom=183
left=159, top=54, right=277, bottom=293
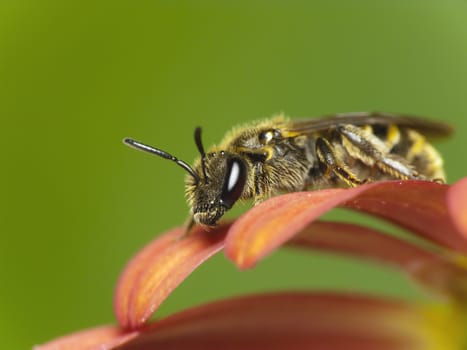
left=34, top=293, right=465, bottom=350
left=35, top=179, right=467, bottom=350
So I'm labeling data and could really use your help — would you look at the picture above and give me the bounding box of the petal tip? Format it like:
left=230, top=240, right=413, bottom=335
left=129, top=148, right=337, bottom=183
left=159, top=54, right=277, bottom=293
left=225, top=248, right=256, bottom=270
left=114, top=224, right=230, bottom=329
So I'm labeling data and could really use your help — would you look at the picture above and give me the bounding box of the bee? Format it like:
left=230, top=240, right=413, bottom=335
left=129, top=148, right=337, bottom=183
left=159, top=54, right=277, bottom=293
left=124, top=112, right=452, bottom=228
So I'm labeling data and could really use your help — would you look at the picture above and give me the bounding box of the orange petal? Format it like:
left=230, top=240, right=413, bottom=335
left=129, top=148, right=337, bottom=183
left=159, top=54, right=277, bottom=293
left=114, top=224, right=230, bottom=329
left=225, top=181, right=467, bottom=269
left=33, top=325, right=137, bottom=350
left=447, top=177, right=467, bottom=239
left=225, top=187, right=356, bottom=268
left=114, top=292, right=433, bottom=350
left=289, top=221, right=467, bottom=299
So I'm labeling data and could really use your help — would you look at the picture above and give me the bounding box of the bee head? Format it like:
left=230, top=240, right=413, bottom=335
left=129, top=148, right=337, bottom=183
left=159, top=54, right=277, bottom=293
left=123, top=127, right=247, bottom=228
left=186, top=150, right=248, bottom=226
left=185, top=127, right=248, bottom=226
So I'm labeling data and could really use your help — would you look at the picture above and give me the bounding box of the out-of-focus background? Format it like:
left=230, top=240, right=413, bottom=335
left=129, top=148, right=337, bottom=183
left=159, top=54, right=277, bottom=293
left=2, top=1, right=467, bottom=348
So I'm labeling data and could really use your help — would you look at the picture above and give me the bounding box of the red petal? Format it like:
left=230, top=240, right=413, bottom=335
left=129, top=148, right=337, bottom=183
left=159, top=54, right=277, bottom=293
left=447, top=177, right=467, bottom=238
left=289, top=221, right=467, bottom=299
left=114, top=224, right=230, bottom=329
left=114, top=292, right=427, bottom=350
left=289, top=221, right=441, bottom=269
left=33, top=325, right=137, bottom=350
left=343, top=181, right=465, bottom=251
left=225, top=181, right=467, bottom=269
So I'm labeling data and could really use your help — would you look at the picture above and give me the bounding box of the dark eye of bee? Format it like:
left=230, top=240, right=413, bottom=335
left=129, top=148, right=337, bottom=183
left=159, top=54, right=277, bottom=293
left=220, top=158, right=247, bottom=209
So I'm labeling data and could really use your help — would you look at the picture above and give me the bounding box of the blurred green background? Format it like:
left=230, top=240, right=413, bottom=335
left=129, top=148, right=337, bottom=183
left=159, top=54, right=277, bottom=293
left=2, top=1, right=467, bottom=348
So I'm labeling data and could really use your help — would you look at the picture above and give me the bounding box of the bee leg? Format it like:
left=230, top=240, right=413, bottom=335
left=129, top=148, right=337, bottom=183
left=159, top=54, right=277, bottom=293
left=237, top=150, right=272, bottom=204
left=252, top=162, right=270, bottom=205
left=181, top=216, right=196, bottom=237
left=336, top=124, right=420, bottom=180
left=315, top=137, right=366, bottom=187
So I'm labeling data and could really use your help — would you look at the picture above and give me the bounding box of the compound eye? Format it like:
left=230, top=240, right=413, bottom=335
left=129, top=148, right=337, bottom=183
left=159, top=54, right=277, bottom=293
left=220, top=158, right=247, bottom=209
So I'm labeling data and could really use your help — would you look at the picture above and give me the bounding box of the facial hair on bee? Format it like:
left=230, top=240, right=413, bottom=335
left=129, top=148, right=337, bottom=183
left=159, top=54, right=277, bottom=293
left=124, top=112, right=452, bottom=229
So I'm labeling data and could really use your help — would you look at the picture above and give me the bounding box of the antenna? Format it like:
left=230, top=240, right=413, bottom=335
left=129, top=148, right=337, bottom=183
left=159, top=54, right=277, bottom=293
left=194, top=127, right=208, bottom=183
left=123, top=138, right=200, bottom=184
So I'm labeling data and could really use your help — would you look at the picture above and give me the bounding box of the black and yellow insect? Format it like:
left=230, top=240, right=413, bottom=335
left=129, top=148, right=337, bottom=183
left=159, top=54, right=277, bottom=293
left=124, top=112, right=452, bottom=227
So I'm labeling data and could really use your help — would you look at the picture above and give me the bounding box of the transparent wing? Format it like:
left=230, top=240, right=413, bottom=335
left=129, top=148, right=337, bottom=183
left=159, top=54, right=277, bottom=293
left=288, top=112, right=453, bottom=139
